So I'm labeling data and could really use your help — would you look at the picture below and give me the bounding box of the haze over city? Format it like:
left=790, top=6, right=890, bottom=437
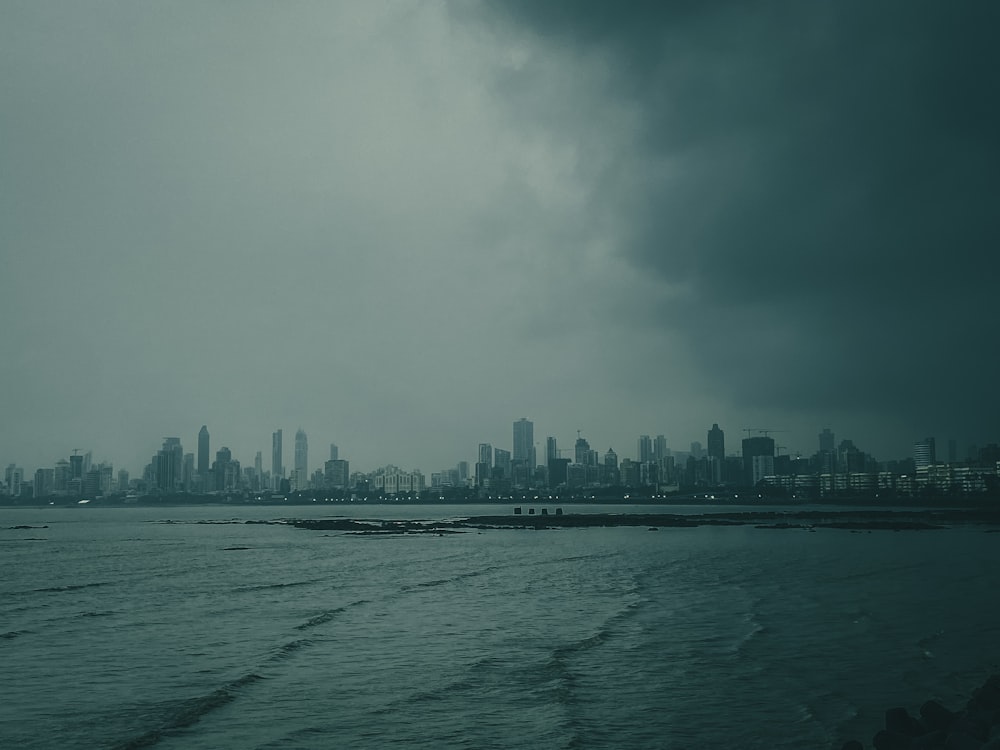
left=2, top=2, right=997, bottom=476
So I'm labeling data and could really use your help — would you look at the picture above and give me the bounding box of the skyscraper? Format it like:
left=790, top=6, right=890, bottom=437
left=272, top=430, right=283, bottom=480
left=198, top=426, right=210, bottom=477
left=638, top=435, right=652, bottom=463
left=157, top=438, right=183, bottom=492
left=914, top=438, right=936, bottom=468
left=295, top=429, right=308, bottom=480
left=741, top=436, right=775, bottom=486
left=478, top=443, right=493, bottom=466
left=494, top=448, right=511, bottom=479
left=546, top=437, right=558, bottom=464
left=476, top=443, right=492, bottom=488
left=330, top=443, right=339, bottom=461
left=654, top=435, right=668, bottom=462
left=819, top=428, right=835, bottom=453
left=214, top=446, right=232, bottom=492
left=513, top=418, right=534, bottom=469
left=707, top=424, right=725, bottom=460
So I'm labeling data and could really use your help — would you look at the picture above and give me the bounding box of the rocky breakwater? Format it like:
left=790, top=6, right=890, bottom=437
left=841, top=674, right=1000, bottom=750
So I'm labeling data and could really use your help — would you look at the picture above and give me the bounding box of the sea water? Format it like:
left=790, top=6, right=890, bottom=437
left=2, top=504, right=998, bottom=749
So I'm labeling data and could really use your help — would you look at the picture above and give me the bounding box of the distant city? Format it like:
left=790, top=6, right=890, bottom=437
left=3, top=419, right=999, bottom=505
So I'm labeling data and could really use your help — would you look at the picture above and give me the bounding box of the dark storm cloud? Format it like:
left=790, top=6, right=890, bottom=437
left=483, top=1, right=1000, bottom=449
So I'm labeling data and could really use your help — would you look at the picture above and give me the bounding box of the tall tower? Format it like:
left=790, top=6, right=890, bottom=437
left=198, top=426, right=210, bottom=477
left=741, top=436, right=775, bottom=486
left=295, top=429, right=308, bottom=480
left=819, top=428, right=835, bottom=453
left=330, top=443, right=339, bottom=461
left=513, top=418, right=534, bottom=469
left=653, top=435, right=668, bottom=462
left=545, top=437, right=558, bottom=464
left=272, top=430, right=283, bottom=480
left=913, top=437, right=936, bottom=468
left=707, top=424, right=725, bottom=460
left=478, top=443, right=493, bottom=467
left=637, top=435, right=652, bottom=463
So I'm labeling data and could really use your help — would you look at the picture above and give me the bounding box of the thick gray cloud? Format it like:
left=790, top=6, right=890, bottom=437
left=480, top=0, right=1000, bottom=458
left=0, top=2, right=689, bottom=474
left=1, top=1, right=996, bottom=478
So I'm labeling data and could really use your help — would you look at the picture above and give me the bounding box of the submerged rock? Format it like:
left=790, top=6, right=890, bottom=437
left=843, top=675, right=1000, bottom=750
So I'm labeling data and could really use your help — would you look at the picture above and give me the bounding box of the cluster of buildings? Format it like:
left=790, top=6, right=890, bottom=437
left=145, top=427, right=355, bottom=496
left=3, top=421, right=999, bottom=502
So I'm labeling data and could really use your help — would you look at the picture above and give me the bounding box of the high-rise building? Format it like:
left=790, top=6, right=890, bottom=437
left=478, top=443, right=493, bottom=467
left=157, top=438, right=183, bottom=491
left=34, top=468, right=54, bottom=498
left=546, top=437, right=558, bottom=464
left=476, top=443, right=492, bottom=488
left=819, top=428, right=835, bottom=453
left=914, top=438, right=936, bottom=468
left=707, top=424, right=725, bottom=460
left=741, top=436, right=775, bottom=486
left=254, top=451, right=263, bottom=486
left=54, top=460, right=70, bottom=493
left=198, top=426, right=210, bottom=477
left=6, top=465, right=23, bottom=497
left=324, top=459, right=350, bottom=489
left=604, top=448, right=618, bottom=469
left=295, top=429, right=308, bottom=485
left=272, top=430, right=283, bottom=481
left=513, top=418, right=534, bottom=469
left=494, top=448, right=511, bottom=479
left=214, top=447, right=233, bottom=492
left=690, top=441, right=704, bottom=459
left=638, top=435, right=652, bottom=463
left=654, top=435, right=668, bottom=462
left=330, top=443, right=339, bottom=461
left=182, top=453, right=194, bottom=491
left=574, top=436, right=591, bottom=465
left=69, top=453, right=84, bottom=480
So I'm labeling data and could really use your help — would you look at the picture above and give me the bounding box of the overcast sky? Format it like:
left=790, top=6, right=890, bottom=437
left=2, top=1, right=998, bottom=476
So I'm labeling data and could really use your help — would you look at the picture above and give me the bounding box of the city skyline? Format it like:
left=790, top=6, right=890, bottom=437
left=2, top=417, right=995, bottom=482
left=2, top=3, right=997, bottom=481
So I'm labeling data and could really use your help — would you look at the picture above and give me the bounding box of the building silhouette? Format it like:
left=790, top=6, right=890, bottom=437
left=198, top=426, right=209, bottom=478
left=294, top=429, right=308, bottom=487
left=914, top=437, right=936, bottom=468
left=653, top=435, right=668, bottom=463
left=819, top=428, right=835, bottom=453
left=742, top=436, right=775, bottom=486
left=707, top=424, right=725, bottom=460
left=513, top=418, right=534, bottom=469
left=637, top=435, right=653, bottom=463
left=272, top=429, right=283, bottom=485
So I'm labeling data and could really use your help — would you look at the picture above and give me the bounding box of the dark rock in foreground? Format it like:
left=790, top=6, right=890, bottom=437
left=843, top=674, right=1000, bottom=750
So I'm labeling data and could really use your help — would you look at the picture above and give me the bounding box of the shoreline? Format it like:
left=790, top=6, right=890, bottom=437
left=290, top=507, right=1000, bottom=534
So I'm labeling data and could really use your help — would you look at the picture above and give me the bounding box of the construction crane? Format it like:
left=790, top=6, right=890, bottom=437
left=742, top=428, right=785, bottom=438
